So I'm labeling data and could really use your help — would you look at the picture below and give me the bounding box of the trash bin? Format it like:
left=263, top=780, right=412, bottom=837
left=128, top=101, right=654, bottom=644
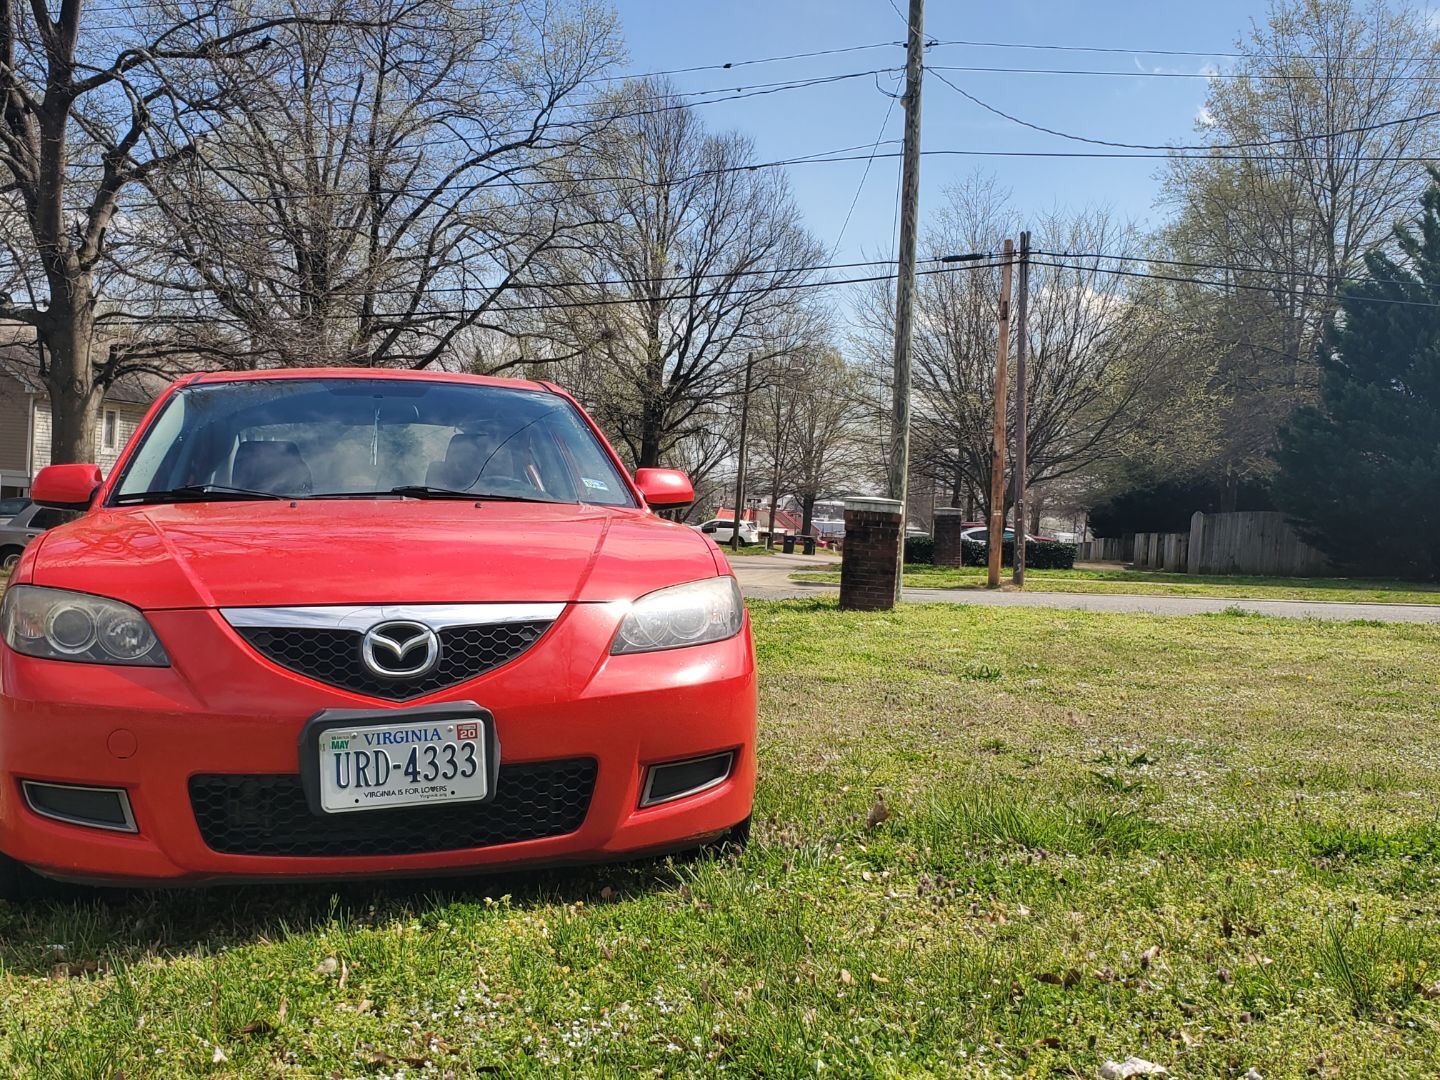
left=782, top=534, right=796, bottom=554
left=802, top=535, right=817, bottom=555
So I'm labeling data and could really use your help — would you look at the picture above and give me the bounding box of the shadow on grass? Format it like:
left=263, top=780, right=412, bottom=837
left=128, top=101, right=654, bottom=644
left=0, top=845, right=737, bottom=977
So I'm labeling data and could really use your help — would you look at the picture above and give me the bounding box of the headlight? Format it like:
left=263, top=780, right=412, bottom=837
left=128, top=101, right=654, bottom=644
left=1, top=585, right=169, bottom=666
left=612, top=576, right=744, bottom=654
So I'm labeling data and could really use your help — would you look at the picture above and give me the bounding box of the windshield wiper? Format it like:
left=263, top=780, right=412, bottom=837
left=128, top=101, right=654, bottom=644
left=115, top=484, right=288, bottom=505
left=387, top=485, right=553, bottom=503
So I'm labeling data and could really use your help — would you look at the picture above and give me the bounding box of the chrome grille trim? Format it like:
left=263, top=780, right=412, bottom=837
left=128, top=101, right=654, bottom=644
left=221, top=603, right=565, bottom=633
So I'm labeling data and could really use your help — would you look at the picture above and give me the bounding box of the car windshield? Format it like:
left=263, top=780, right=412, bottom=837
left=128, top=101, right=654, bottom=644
left=112, top=378, right=635, bottom=507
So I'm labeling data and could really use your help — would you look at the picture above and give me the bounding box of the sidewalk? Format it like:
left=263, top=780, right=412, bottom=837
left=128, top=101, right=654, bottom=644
left=725, top=552, right=1440, bottom=624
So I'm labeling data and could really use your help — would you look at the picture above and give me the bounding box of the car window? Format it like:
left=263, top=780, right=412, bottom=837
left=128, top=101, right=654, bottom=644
left=28, top=509, right=69, bottom=530
left=113, top=378, right=635, bottom=507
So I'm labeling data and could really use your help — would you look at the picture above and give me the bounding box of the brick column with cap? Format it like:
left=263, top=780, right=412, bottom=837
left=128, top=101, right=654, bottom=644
left=933, top=507, right=968, bottom=567
left=840, top=497, right=903, bottom=611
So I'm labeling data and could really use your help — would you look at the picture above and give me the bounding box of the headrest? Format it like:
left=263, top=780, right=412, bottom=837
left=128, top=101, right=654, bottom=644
left=232, top=441, right=312, bottom=495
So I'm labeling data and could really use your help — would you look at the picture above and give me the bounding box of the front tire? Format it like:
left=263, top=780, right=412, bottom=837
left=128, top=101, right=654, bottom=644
left=0, top=853, right=47, bottom=902
left=0, top=546, right=22, bottom=574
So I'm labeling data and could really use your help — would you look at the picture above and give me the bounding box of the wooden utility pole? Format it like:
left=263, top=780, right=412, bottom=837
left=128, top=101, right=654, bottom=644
left=731, top=352, right=756, bottom=551
left=987, top=239, right=1015, bottom=588
left=886, top=0, right=926, bottom=601
left=1012, top=231, right=1031, bottom=586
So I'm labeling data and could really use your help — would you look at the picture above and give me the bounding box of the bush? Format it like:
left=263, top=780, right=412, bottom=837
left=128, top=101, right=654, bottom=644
left=959, top=538, right=1076, bottom=570
left=904, top=534, right=935, bottom=564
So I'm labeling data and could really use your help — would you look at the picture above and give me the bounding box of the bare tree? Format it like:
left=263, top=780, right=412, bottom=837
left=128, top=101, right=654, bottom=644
left=134, top=0, right=619, bottom=369
left=1157, top=0, right=1440, bottom=496
left=532, top=78, right=827, bottom=468
left=854, top=177, right=1179, bottom=519
left=0, top=0, right=354, bottom=462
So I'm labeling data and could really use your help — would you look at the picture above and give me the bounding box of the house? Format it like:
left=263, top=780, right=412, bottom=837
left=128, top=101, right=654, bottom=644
left=0, top=343, right=166, bottom=500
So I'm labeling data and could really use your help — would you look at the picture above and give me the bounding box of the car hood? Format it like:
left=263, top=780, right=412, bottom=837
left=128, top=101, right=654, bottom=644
left=29, top=501, right=722, bottom=609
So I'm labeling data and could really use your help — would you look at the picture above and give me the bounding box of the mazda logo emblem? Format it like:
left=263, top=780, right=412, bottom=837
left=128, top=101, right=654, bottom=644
left=361, top=620, right=441, bottom=679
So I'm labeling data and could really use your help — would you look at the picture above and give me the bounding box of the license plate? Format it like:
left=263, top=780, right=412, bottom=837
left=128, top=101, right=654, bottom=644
left=315, top=715, right=489, bottom=814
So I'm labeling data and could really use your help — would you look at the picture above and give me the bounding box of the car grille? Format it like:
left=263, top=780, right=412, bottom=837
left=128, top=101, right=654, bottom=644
left=235, top=621, right=552, bottom=700
left=189, top=759, right=597, bottom=857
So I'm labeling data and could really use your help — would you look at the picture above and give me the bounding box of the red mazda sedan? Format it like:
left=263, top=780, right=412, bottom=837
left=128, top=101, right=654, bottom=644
left=0, top=370, right=756, bottom=895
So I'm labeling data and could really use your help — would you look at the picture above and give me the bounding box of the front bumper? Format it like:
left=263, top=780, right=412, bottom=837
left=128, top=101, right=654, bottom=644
left=0, top=602, right=756, bottom=885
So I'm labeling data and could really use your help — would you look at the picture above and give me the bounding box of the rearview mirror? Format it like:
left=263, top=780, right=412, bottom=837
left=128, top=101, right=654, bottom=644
left=633, top=468, right=694, bottom=510
left=32, top=464, right=103, bottom=511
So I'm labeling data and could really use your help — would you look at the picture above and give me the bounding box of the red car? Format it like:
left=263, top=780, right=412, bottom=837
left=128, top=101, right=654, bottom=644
left=0, top=370, right=756, bottom=895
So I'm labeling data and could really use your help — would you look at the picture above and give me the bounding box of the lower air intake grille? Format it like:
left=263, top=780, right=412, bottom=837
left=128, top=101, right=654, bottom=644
left=189, top=759, right=597, bottom=857
left=235, top=621, right=552, bottom=700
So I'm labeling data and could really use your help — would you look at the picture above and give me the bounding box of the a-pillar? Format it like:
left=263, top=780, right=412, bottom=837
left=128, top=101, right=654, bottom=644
left=840, top=497, right=903, bottom=611
left=933, top=507, right=968, bottom=567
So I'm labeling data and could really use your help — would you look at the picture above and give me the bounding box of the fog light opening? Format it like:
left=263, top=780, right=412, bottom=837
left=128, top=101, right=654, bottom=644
left=22, top=781, right=137, bottom=833
left=640, top=751, right=735, bottom=808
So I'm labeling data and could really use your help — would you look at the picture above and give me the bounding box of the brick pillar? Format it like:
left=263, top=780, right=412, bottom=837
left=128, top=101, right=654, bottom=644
left=840, top=497, right=903, bottom=611
left=932, top=507, right=967, bottom=567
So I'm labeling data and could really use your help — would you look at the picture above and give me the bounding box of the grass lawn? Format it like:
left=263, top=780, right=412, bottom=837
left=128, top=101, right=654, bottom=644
left=3, top=601, right=1440, bottom=1076
left=794, top=564, right=1440, bottom=605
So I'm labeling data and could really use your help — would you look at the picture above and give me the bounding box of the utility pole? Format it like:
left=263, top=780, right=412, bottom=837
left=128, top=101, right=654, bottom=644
left=731, top=352, right=756, bottom=552
left=886, top=0, right=925, bottom=601
left=987, top=239, right=1015, bottom=589
left=1012, top=231, right=1031, bottom=586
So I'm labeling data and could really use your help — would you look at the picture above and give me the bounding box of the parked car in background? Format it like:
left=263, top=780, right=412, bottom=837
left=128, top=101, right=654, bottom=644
left=0, top=497, right=31, bottom=522
left=695, top=518, right=761, bottom=545
left=959, top=525, right=1056, bottom=545
left=0, top=504, right=69, bottom=572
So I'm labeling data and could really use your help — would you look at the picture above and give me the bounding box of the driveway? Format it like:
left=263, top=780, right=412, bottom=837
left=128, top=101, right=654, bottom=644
left=728, top=552, right=1440, bottom=624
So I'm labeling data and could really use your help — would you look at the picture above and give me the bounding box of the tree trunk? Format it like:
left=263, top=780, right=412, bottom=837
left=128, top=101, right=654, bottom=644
left=43, top=297, right=101, bottom=466
left=800, top=493, right=815, bottom=537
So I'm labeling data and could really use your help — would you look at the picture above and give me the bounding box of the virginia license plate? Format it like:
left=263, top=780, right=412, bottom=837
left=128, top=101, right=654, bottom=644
left=316, top=715, right=489, bottom=814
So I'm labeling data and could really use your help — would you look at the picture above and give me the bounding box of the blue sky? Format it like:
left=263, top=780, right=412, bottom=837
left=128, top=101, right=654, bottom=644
left=606, top=1, right=1310, bottom=263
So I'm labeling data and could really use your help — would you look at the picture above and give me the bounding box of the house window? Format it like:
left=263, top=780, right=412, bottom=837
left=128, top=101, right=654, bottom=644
left=102, top=409, right=119, bottom=451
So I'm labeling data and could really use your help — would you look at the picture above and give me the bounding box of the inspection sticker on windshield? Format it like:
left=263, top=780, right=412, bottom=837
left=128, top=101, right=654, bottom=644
left=582, top=477, right=610, bottom=491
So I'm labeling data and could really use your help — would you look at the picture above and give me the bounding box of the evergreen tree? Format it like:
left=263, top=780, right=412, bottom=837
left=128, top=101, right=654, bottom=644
left=1273, top=174, right=1440, bottom=579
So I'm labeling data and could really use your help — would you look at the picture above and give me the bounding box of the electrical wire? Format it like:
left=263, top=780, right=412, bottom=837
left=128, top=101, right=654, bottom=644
left=933, top=69, right=1440, bottom=151
left=1033, top=258, right=1440, bottom=312
left=930, top=63, right=1440, bottom=82
left=77, top=257, right=1007, bottom=327
left=928, top=37, right=1440, bottom=64
left=826, top=75, right=901, bottom=261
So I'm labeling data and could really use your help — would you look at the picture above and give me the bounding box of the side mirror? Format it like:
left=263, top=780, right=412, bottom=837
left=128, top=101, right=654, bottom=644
left=633, top=467, right=694, bottom=510
left=32, top=463, right=103, bottom=511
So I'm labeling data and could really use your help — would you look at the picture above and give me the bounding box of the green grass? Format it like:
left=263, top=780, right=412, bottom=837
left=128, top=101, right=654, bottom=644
left=4, top=601, right=1440, bottom=1076
left=793, top=564, right=1440, bottom=605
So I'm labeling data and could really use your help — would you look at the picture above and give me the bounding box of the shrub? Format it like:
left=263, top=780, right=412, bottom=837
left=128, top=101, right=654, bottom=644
left=904, top=534, right=935, bottom=564
left=960, top=538, right=1076, bottom=570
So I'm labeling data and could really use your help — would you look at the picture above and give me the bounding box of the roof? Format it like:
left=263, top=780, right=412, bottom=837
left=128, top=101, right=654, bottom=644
left=191, top=367, right=552, bottom=393
left=0, top=342, right=170, bottom=405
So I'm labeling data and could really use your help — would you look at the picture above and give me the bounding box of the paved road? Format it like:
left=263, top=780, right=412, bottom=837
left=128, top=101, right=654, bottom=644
left=728, top=552, right=1440, bottom=624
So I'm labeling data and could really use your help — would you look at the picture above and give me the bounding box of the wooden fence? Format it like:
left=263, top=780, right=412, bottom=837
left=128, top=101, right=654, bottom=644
left=1077, top=511, right=1330, bottom=577
left=1186, top=511, right=1330, bottom=576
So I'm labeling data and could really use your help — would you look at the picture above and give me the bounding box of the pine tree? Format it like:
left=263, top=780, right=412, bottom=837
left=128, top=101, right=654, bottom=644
left=1273, top=173, right=1440, bottom=579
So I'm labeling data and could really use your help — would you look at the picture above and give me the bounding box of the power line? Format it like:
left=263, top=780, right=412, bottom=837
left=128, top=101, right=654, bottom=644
left=931, top=63, right=1440, bottom=82
left=934, top=70, right=1440, bottom=151
left=1033, top=258, right=1440, bottom=312
left=1037, top=248, right=1440, bottom=295
left=42, top=66, right=899, bottom=176
left=826, top=75, right=901, bottom=260
left=81, top=257, right=1008, bottom=327
left=928, top=37, right=1440, bottom=64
